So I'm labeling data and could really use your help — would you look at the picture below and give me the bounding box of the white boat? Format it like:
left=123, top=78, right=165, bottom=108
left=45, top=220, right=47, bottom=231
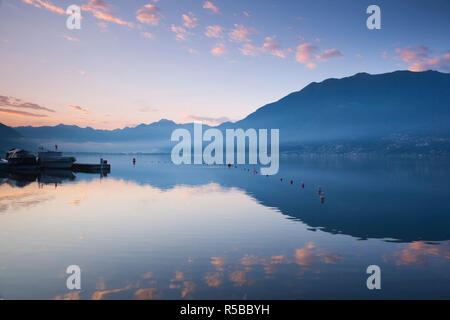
left=38, top=151, right=75, bottom=169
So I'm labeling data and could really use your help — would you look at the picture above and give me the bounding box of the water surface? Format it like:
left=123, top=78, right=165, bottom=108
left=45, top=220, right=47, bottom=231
left=0, top=154, right=449, bottom=300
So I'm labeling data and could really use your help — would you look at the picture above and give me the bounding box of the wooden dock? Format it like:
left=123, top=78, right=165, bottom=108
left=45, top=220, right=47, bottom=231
left=72, top=159, right=111, bottom=173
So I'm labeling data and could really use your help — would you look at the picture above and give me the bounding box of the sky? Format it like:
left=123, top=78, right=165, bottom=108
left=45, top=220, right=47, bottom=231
left=0, top=0, right=449, bottom=129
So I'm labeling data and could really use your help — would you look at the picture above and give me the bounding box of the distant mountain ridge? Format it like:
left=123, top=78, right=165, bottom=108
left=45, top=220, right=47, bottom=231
left=2, top=70, right=450, bottom=154
left=0, top=123, right=22, bottom=139
left=0, top=123, right=36, bottom=153
left=223, top=70, right=450, bottom=142
left=15, top=119, right=182, bottom=142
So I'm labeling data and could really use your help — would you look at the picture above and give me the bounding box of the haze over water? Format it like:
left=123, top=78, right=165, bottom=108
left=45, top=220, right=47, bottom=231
left=0, top=154, right=449, bottom=300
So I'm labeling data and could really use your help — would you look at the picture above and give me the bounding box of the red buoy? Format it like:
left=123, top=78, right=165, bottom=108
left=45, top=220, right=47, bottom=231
left=302, top=182, right=305, bottom=189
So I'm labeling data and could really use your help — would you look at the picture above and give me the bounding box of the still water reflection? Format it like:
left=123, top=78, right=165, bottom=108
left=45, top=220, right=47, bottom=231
left=0, top=154, right=449, bottom=299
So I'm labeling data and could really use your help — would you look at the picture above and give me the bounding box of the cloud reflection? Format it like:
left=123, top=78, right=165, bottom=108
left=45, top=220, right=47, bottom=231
left=54, top=291, right=80, bottom=300
left=390, top=241, right=450, bottom=266
left=205, top=272, right=223, bottom=287
left=91, top=284, right=134, bottom=300
left=135, top=288, right=161, bottom=300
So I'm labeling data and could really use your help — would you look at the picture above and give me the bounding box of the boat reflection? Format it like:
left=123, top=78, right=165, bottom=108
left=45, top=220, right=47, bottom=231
left=1, top=169, right=76, bottom=188
left=0, top=171, right=38, bottom=188
left=38, top=170, right=76, bottom=186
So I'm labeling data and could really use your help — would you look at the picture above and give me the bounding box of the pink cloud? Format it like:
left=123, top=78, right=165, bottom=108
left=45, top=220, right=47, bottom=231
left=316, top=48, right=343, bottom=61
left=87, top=0, right=109, bottom=11
left=82, top=2, right=133, bottom=27
left=0, top=108, right=48, bottom=118
left=261, top=36, right=286, bottom=58
left=211, top=42, right=227, bottom=56
left=203, top=1, right=219, bottom=14
left=295, top=42, right=318, bottom=65
left=68, top=105, right=88, bottom=115
left=295, top=42, right=343, bottom=68
left=239, top=36, right=287, bottom=58
left=171, top=25, right=189, bottom=41
left=22, top=0, right=65, bottom=15
left=141, top=32, right=154, bottom=39
left=24, top=0, right=131, bottom=29
left=395, top=46, right=431, bottom=63
left=239, top=43, right=258, bottom=56
left=205, top=25, right=223, bottom=38
left=63, top=35, right=80, bottom=42
left=93, top=10, right=132, bottom=27
left=0, top=95, right=55, bottom=113
left=394, top=46, right=450, bottom=72
left=229, top=24, right=257, bottom=43
left=136, top=4, right=162, bottom=26
left=182, top=12, right=198, bottom=29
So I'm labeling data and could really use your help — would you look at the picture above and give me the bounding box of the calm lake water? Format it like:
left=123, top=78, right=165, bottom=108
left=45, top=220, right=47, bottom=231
left=0, top=154, right=449, bottom=300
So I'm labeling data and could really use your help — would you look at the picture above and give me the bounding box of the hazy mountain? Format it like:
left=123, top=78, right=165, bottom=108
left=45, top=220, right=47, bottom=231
left=10, top=119, right=186, bottom=153
left=15, top=119, right=180, bottom=142
left=4, top=70, right=450, bottom=154
left=0, top=123, right=22, bottom=139
left=222, top=70, right=450, bottom=143
left=0, top=123, right=37, bottom=154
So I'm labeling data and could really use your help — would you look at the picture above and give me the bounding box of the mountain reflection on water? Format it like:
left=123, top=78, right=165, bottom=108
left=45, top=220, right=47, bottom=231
left=4, top=154, right=447, bottom=242
left=0, top=154, right=449, bottom=300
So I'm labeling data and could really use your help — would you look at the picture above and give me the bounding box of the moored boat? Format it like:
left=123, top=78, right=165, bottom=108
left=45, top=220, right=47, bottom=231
left=5, top=149, right=39, bottom=173
left=6, top=149, right=37, bottom=166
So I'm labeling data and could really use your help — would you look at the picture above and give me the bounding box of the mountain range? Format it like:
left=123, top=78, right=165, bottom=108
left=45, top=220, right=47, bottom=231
left=1, top=70, right=449, bottom=154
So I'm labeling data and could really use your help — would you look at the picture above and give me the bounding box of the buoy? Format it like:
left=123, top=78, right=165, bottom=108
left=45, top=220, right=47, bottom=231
left=290, top=180, right=294, bottom=185
left=302, top=182, right=305, bottom=188
left=320, top=193, right=325, bottom=204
